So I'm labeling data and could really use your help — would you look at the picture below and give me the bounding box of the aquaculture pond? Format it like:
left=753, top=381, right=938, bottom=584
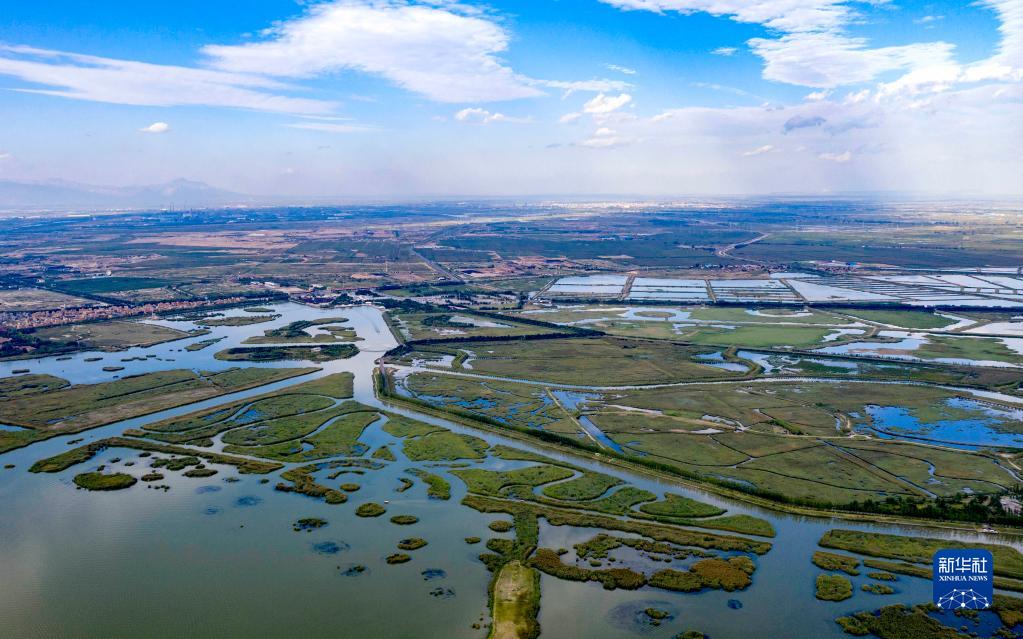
left=2, top=302, right=1023, bottom=639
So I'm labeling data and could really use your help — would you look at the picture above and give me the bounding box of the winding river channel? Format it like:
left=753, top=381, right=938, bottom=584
left=1, top=302, right=1019, bottom=638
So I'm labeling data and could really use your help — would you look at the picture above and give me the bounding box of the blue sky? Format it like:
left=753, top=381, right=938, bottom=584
left=0, top=0, right=1019, bottom=197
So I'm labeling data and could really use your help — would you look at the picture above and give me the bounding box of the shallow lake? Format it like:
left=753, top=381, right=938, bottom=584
left=861, top=398, right=1023, bottom=449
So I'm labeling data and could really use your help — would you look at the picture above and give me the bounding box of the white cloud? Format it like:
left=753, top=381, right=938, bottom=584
left=0, top=1, right=628, bottom=118
left=606, top=64, right=637, bottom=75
left=559, top=112, right=583, bottom=124
left=712, top=47, right=738, bottom=56
left=819, top=150, right=852, bottom=162
left=600, top=1, right=961, bottom=89
left=693, top=81, right=764, bottom=101
left=986, top=0, right=1023, bottom=65
left=576, top=124, right=637, bottom=148
left=547, top=73, right=1021, bottom=192
left=580, top=134, right=634, bottom=148
left=539, top=78, right=633, bottom=96
left=601, top=0, right=854, bottom=33
left=453, top=107, right=529, bottom=124
left=583, top=93, right=633, bottom=114
left=139, top=121, right=170, bottom=134
left=749, top=32, right=955, bottom=88
left=0, top=44, right=334, bottom=114
left=203, top=0, right=541, bottom=103
left=805, top=89, right=831, bottom=101
left=0, top=152, right=11, bottom=160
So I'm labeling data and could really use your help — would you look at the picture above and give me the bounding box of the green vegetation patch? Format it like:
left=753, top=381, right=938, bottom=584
left=224, top=405, right=380, bottom=462
left=2, top=367, right=316, bottom=453
left=400, top=372, right=577, bottom=434
left=445, top=337, right=744, bottom=386
left=408, top=468, right=451, bottom=500
left=275, top=465, right=347, bottom=504
left=638, top=492, right=726, bottom=519
left=73, top=471, right=137, bottom=491
left=566, top=486, right=657, bottom=516
left=463, top=494, right=771, bottom=555
left=31, top=437, right=282, bottom=474
left=531, top=550, right=753, bottom=593
left=293, top=517, right=328, bottom=532
left=356, top=502, right=387, bottom=517
left=820, top=529, right=1023, bottom=580
left=861, top=583, right=895, bottom=595
left=386, top=553, right=411, bottom=564
left=281, top=373, right=355, bottom=398
left=397, top=538, right=428, bottom=551
left=242, top=318, right=359, bottom=345
left=689, top=557, right=755, bottom=591
left=390, top=515, right=419, bottom=525
left=183, top=467, right=217, bottom=478
left=0, top=373, right=69, bottom=397
left=575, top=534, right=714, bottom=562
left=489, top=560, right=541, bottom=639
left=675, top=324, right=837, bottom=349
left=185, top=337, right=225, bottom=351
left=816, top=574, right=853, bottom=601
left=541, top=471, right=623, bottom=501
left=859, top=559, right=1023, bottom=594
left=836, top=308, right=957, bottom=330
left=812, top=551, right=861, bottom=576
left=144, top=372, right=352, bottom=440
left=676, top=514, right=775, bottom=538
left=389, top=307, right=554, bottom=342
left=230, top=403, right=353, bottom=449
left=994, top=595, right=1023, bottom=627
left=382, top=414, right=444, bottom=438
left=219, top=399, right=343, bottom=446
left=836, top=603, right=973, bottom=638
left=914, top=334, right=1023, bottom=365
left=214, top=344, right=358, bottom=362
left=199, top=314, right=278, bottom=327
left=459, top=440, right=777, bottom=537
left=530, top=547, right=646, bottom=590
left=691, top=306, right=848, bottom=325
left=400, top=430, right=489, bottom=462
left=452, top=465, right=575, bottom=497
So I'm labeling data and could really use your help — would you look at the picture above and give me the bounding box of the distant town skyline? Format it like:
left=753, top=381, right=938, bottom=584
left=0, top=0, right=1020, bottom=198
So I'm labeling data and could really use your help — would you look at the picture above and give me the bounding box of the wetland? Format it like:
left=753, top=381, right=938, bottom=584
left=4, top=300, right=1023, bottom=639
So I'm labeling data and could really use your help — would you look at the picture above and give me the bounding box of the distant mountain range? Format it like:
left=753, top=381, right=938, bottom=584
left=0, top=178, right=256, bottom=212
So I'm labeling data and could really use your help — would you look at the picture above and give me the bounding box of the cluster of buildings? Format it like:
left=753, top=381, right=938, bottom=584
left=0, top=296, right=253, bottom=331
